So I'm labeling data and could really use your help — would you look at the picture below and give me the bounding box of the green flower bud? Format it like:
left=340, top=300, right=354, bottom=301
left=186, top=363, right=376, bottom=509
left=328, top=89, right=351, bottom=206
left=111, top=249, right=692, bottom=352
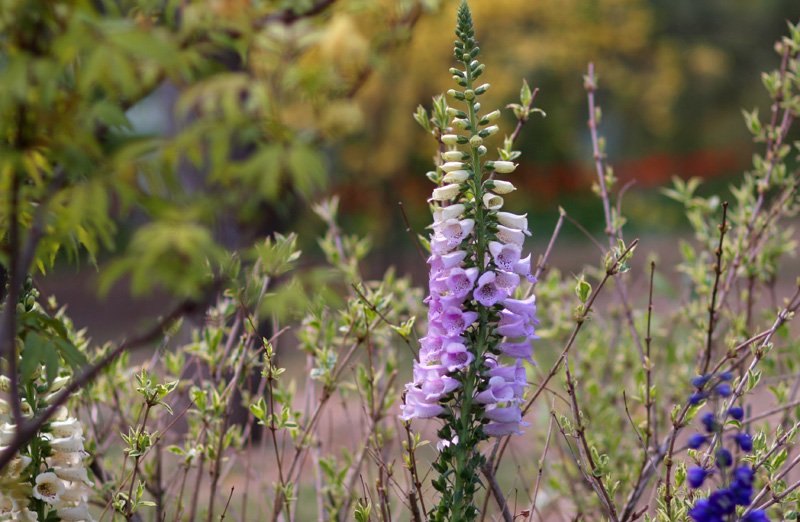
left=469, top=135, right=483, bottom=148
left=464, top=89, right=475, bottom=101
left=447, top=89, right=466, bottom=101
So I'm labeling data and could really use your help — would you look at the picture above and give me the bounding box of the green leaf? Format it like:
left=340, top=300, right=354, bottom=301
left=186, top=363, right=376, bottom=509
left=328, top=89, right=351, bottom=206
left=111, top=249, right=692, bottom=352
left=287, top=142, right=327, bottom=198
left=20, top=334, right=45, bottom=383
left=55, top=338, right=89, bottom=371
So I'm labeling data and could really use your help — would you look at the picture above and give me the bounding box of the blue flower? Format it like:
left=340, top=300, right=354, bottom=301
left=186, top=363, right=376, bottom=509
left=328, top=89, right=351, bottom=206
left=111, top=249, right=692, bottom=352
left=743, top=510, right=770, bottom=522
left=688, top=466, right=710, bottom=488
left=701, top=412, right=718, bottom=433
left=715, top=448, right=733, bottom=468
left=728, top=406, right=744, bottom=420
left=689, top=392, right=707, bottom=405
left=692, top=374, right=711, bottom=389
left=688, top=433, right=707, bottom=449
left=688, top=499, right=724, bottom=522
left=719, top=371, right=734, bottom=381
left=715, top=383, right=732, bottom=397
left=732, top=432, right=753, bottom=452
left=708, top=490, right=735, bottom=515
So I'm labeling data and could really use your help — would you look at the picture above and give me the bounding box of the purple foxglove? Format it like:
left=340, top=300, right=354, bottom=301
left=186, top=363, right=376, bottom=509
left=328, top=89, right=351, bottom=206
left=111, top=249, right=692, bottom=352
left=474, top=271, right=503, bottom=307
left=440, top=307, right=479, bottom=336
left=446, top=267, right=480, bottom=299
left=503, top=295, right=539, bottom=324
left=441, top=342, right=476, bottom=371
left=495, top=310, right=535, bottom=338
left=433, top=203, right=467, bottom=222
left=513, top=254, right=536, bottom=282
left=435, top=218, right=475, bottom=249
left=400, top=388, right=446, bottom=420
left=496, top=340, right=534, bottom=363
left=495, top=225, right=525, bottom=246
left=489, top=241, right=522, bottom=271
left=494, top=270, right=521, bottom=297
left=475, top=376, right=515, bottom=404
left=422, top=374, right=462, bottom=401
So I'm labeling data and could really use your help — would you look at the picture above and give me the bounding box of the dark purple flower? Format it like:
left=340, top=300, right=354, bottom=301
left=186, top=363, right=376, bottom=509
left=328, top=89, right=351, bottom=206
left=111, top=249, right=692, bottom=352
left=719, top=371, right=734, bottom=381
left=733, top=432, right=753, bottom=452
left=743, top=510, right=770, bottom=522
left=689, top=392, right=707, bottom=405
left=708, top=490, right=735, bottom=515
left=688, top=467, right=710, bottom=488
left=715, top=448, right=733, bottom=468
left=692, top=374, right=711, bottom=389
left=715, top=383, right=732, bottom=397
left=701, top=412, right=718, bottom=433
left=728, top=406, right=744, bottom=420
left=732, top=465, right=754, bottom=486
left=688, top=499, right=721, bottom=522
left=688, top=434, right=707, bottom=449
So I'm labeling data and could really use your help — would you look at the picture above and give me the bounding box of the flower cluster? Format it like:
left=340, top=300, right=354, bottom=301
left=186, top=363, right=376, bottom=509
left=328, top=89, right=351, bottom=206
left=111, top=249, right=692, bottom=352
left=399, top=5, right=538, bottom=442
left=0, top=385, right=95, bottom=522
left=685, top=372, right=769, bottom=522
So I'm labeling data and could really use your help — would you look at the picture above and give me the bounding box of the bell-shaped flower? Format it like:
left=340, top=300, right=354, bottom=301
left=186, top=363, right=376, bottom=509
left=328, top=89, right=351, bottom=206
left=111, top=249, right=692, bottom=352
left=489, top=242, right=521, bottom=271
left=412, top=360, right=447, bottom=385
left=487, top=360, right=528, bottom=399
left=54, top=466, right=94, bottom=487
left=497, top=341, right=534, bottom=363
left=513, top=254, right=536, bottom=283
left=474, top=271, right=503, bottom=307
left=483, top=420, right=524, bottom=437
left=495, top=310, right=535, bottom=339
left=435, top=218, right=475, bottom=250
left=441, top=342, right=475, bottom=372
left=446, top=267, right=479, bottom=299
left=50, top=418, right=84, bottom=439
left=436, top=435, right=459, bottom=452
left=48, top=434, right=85, bottom=453
left=503, top=295, right=539, bottom=324
left=33, top=472, right=65, bottom=505
left=421, top=374, right=461, bottom=401
left=431, top=184, right=461, bottom=201
left=52, top=500, right=97, bottom=522
left=440, top=307, right=478, bottom=336
left=419, top=335, right=445, bottom=365
left=494, top=271, right=520, bottom=297
left=0, top=494, right=19, bottom=518
left=400, top=388, right=445, bottom=421
left=439, top=250, right=468, bottom=269
left=496, top=212, right=530, bottom=235
left=475, top=376, right=514, bottom=404
left=433, top=204, right=467, bottom=223
left=482, top=193, right=503, bottom=210
left=495, top=225, right=525, bottom=246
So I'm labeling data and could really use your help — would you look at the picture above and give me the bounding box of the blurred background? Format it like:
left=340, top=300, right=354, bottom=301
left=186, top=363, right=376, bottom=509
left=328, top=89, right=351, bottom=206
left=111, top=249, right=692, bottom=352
left=41, top=0, right=800, bottom=338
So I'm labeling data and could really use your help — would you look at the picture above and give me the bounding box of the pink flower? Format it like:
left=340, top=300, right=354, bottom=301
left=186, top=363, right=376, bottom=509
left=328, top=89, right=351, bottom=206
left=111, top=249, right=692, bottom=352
left=474, top=271, right=503, bottom=307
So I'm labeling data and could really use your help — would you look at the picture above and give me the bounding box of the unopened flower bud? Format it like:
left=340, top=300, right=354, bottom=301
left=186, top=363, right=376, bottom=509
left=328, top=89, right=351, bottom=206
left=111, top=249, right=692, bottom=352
left=469, top=135, right=483, bottom=147
left=431, top=184, right=461, bottom=201
left=442, top=151, right=468, bottom=162
left=452, top=118, right=470, bottom=130
left=441, top=134, right=462, bottom=146
left=443, top=170, right=470, bottom=183
left=493, top=161, right=517, bottom=173
left=474, top=83, right=490, bottom=95
left=464, top=89, right=475, bottom=100
left=477, top=145, right=487, bottom=156
left=442, top=162, right=466, bottom=172
left=478, top=125, right=499, bottom=138
left=497, top=212, right=530, bottom=235
left=484, top=110, right=501, bottom=122
left=490, top=180, right=516, bottom=194
left=447, top=89, right=466, bottom=101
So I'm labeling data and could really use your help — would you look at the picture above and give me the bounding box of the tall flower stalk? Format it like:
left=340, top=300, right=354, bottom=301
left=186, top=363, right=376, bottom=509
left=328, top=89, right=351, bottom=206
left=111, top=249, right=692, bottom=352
left=401, top=3, right=539, bottom=521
